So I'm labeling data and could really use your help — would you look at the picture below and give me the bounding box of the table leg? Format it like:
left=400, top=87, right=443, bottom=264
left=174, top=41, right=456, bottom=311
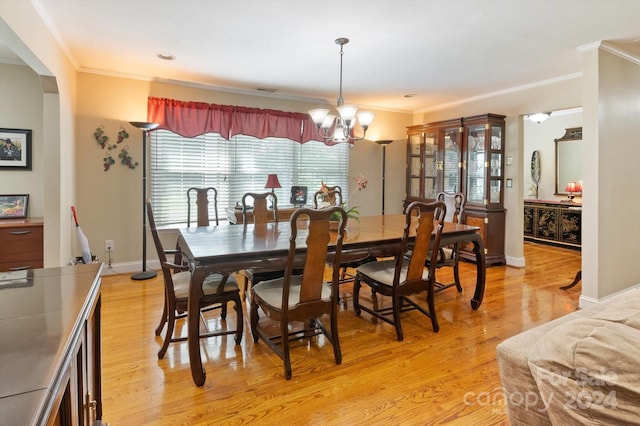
left=470, top=235, right=486, bottom=310
left=188, top=267, right=207, bottom=386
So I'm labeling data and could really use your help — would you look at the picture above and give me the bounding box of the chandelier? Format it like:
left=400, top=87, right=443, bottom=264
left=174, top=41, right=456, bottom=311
left=308, top=38, right=375, bottom=143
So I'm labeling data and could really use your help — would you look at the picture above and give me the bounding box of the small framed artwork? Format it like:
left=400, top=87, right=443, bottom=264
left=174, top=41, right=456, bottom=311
left=0, top=194, right=29, bottom=219
left=290, top=186, right=307, bottom=207
left=0, top=128, right=32, bottom=170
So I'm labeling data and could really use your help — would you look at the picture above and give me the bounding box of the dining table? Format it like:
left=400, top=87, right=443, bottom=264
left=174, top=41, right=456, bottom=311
left=177, top=213, right=486, bottom=386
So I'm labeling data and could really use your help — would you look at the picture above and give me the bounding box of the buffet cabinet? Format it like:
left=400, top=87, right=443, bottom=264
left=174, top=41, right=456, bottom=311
left=406, top=113, right=506, bottom=265
left=524, top=200, right=581, bottom=249
left=0, top=218, right=44, bottom=272
left=0, top=263, right=104, bottom=425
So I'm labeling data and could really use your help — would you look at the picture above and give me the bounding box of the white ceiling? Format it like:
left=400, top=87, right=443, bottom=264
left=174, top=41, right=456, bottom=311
left=4, top=0, right=640, bottom=113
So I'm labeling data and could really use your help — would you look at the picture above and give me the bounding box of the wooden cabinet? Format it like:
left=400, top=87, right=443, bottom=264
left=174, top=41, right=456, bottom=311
left=0, top=218, right=44, bottom=272
left=0, top=263, right=104, bottom=425
left=524, top=200, right=581, bottom=249
left=406, top=114, right=506, bottom=265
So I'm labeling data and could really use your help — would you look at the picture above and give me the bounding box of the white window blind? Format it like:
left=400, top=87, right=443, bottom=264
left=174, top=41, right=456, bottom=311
left=149, top=130, right=349, bottom=226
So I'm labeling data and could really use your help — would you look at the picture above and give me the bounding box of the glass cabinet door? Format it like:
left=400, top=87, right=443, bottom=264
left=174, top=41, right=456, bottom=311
left=466, top=125, right=486, bottom=204
left=489, top=125, right=503, bottom=204
left=408, top=133, right=422, bottom=198
left=423, top=130, right=437, bottom=199
left=442, top=127, right=461, bottom=193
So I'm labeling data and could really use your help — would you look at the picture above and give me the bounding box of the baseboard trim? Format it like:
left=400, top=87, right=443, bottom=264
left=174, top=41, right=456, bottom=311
left=100, top=260, right=161, bottom=276
left=505, top=255, right=525, bottom=268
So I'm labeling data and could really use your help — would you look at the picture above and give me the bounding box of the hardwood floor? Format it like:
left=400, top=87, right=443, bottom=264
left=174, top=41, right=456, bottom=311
left=100, top=242, right=581, bottom=425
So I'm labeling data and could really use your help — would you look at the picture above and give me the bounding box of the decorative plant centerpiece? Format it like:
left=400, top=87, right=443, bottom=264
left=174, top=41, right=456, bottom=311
left=318, top=176, right=368, bottom=228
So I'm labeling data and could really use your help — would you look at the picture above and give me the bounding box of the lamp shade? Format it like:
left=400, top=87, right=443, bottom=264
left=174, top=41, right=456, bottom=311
left=564, top=181, right=579, bottom=193
left=264, top=174, right=281, bottom=190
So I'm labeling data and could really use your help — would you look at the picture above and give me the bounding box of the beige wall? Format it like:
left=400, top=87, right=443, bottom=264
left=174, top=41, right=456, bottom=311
left=0, top=64, right=44, bottom=214
left=76, top=73, right=412, bottom=268
left=1, top=3, right=78, bottom=267
left=581, top=47, right=640, bottom=305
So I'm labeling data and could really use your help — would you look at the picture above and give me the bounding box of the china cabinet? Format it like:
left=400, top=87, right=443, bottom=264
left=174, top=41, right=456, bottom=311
left=405, top=113, right=506, bottom=265
left=406, top=118, right=463, bottom=202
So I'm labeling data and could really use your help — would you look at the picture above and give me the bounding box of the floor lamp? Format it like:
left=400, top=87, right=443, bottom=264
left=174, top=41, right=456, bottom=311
left=375, top=140, right=393, bottom=215
left=130, top=121, right=159, bottom=280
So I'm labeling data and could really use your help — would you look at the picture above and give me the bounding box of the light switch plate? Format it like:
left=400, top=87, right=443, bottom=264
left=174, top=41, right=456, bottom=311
left=506, top=178, right=513, bottom=188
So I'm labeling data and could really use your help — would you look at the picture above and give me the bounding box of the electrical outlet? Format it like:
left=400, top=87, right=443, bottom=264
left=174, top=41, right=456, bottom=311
left=105, top=240, right=114, bottom=251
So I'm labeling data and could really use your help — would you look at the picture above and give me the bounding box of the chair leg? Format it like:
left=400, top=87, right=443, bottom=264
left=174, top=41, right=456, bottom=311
left=158, top=306, right=175, bottom=359
left=155, top=290, right=169, bottom=336
left=353, top=274, right=362, bottom=316
left=232, top=295, right=244, bottom=345
left=243, top=274, right=250, bottom=301
left=250, top=297, right=260, bottom=343
left=426, top=288, right=440, bottom=333
left=221, top=301, right=228, bottom=319
left=282, top=320, right=292, bottom=380
left=392, top=293, right=404, bottom=341
left=330, top=312, right=342, bottom=365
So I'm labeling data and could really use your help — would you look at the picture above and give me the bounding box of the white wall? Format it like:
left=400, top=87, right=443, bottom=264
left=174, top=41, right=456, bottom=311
left=523, top=108, right=583, bottom=202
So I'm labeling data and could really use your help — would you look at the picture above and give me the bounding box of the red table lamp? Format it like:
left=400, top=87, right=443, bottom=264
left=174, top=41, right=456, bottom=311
left=264, top=174, right=281, bottom=193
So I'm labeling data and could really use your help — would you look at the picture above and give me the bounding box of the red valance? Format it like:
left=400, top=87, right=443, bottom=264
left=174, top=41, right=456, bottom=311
left=147, top=97, right=336, bottom=144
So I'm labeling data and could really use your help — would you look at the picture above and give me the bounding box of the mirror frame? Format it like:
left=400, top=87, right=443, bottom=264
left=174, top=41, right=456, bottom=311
left=554, top=127, right=582, bottom=195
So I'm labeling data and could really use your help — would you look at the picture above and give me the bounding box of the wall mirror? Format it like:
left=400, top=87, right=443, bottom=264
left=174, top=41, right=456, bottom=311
left=555, top=127, right=582, bottom=194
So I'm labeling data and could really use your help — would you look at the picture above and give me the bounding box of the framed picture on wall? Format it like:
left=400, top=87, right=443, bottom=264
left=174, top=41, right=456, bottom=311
left=0, top=194, right=29, bottom=219
left=0, top=128, right=32, bottom=170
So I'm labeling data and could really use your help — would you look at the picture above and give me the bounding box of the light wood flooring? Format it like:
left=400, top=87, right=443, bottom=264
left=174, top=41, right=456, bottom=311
left=100, top=242, right=581, bottom=425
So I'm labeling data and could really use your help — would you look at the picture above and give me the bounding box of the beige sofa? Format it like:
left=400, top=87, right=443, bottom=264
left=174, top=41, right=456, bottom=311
left=496, top=287, right=640, bottom=425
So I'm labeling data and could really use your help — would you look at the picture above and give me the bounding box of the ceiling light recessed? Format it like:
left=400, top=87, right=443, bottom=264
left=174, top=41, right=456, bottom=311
left=157, top=52, right=175, bottom=61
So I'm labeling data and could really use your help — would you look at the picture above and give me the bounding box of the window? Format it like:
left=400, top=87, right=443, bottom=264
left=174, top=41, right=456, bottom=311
left=149, top=130, right=349, bottom=225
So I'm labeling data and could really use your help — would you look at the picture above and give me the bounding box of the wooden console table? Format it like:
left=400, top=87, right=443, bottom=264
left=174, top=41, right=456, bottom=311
left=0, top=263, right=104, bottom=425
left=524, top=200, right=581, bottom=249
left=226, top=206, right=300, bottom=224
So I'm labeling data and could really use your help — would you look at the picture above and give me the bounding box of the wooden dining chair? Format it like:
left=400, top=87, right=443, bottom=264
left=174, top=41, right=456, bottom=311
left=147, top=199, right=243, bottom=359
left=429, top=191, right=466, bottom=292
left=353, top=200, right=446, bottom=341
left=241, top=192, right=286, bottom=300
left=313, top=186, right=342, bottom=208
left=313, top=186, right=376, bottom=294
left=187, top=187, right=219, bottom=227
left=250, top=206, right=347, bottom=379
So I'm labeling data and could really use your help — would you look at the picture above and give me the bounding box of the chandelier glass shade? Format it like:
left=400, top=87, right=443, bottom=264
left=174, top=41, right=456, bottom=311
left=308, top=38, right=374, bottom=143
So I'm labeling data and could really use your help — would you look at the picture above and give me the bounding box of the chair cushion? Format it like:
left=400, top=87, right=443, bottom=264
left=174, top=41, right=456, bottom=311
left=357, top=259, right=429, bottom=287
left=172, top=271, right=238, bottom=299
left=252, top=275, right=331, bottom=310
